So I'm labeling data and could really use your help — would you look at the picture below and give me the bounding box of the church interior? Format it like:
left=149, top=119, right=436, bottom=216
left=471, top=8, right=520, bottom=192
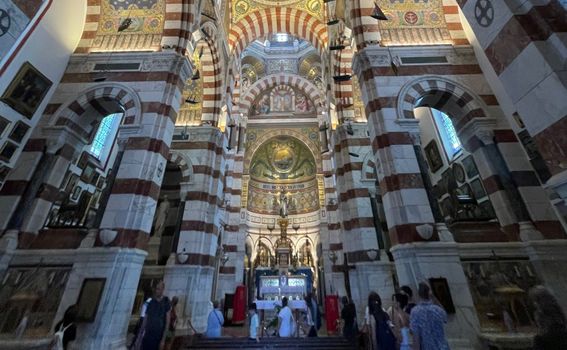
left=0, top=0, right=566, bottom=349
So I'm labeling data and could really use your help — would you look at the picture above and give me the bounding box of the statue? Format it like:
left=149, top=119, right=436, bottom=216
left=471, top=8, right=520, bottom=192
left=279, top=191, right=289, bottom=218
left=152, top=195, right=170, bottom=238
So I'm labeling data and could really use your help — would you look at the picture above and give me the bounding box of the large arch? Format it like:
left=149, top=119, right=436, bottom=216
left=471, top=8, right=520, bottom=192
left=197, top=22, right=224, bottom=125
left=396, top=76, right=490, bottom=135
left=239, top=74, right=324, bottom=116
left=228, top=8, right=328, bottom=58
left=50, top=83, right=142, bottom=141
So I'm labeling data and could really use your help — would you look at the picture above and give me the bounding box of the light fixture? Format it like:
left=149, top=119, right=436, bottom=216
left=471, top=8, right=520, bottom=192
left=226, top=118, right=236, bottom=151
left=328, top=251, right=338, bottom=264
left=348, top=152, right=359, bottom=157
left=118, top=18, right=133, bottom=32
left=366, top=249, right=379, bottom=261
left=292, top=223, right=300, bottom=233
left=371, top=2, right=388, bottom=21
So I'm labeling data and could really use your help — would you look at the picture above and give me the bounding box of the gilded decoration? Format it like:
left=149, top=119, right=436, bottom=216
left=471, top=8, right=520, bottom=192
left=92, top=0, right=165, bottom=52
left=176, top=50, right=203, bottom=126
left=376, top=0, right=451, bottom=45
left=249, top=136, right=316, bottom=182
left=250, top=85, right=315, bottom=116
left=232, top=0, right=323, bottom=23
left=244, top=133, right=322, bottom=215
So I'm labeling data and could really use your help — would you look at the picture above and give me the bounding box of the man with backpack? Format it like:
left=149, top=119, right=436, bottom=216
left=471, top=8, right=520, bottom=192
left=52, top=305, right=77, bottom=350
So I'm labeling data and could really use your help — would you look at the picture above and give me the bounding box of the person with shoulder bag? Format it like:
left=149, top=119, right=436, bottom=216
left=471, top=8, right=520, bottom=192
left=51, top=305, right=78, bottom=350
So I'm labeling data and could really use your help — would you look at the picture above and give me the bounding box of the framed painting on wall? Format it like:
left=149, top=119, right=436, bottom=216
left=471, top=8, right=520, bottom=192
left=424, top=140, right=443, bottom=173
left=0, top=141, right=18, bottom=162
left=8, top=121, right=30, bottom=144
left=0, top=117, right=10, bottom=137
left=462, top=155, right=479, bottom=179
left=1, top=62, right=52, bottom=119
left=75, top=278, right=106, bottom=322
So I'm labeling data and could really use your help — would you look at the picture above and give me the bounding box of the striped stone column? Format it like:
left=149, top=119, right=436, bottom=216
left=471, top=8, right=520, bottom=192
left=457, top=0, right=567, bottom=196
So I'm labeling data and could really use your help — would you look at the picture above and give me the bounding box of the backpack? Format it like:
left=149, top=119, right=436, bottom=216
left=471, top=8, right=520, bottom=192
left=51, top=322, right=72, bottom=350
left=374, top=313, right=396, bottom=350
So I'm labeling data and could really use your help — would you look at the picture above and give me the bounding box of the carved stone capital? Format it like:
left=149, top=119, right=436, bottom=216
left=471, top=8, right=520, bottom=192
left=395, top=119, right=421, bottom=145
left=457, top=118, right=497, bottom=149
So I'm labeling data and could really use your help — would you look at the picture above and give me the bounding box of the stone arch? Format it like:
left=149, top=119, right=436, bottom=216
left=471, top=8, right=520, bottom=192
left=397, top=76, right=490, bottom=135
left=228, top=8, right=328, bottom=57
left=169, top=151, right=194, bottom=183
left=196, top=22, right=223, bottom=125
left=76, top=0, right=198, bottom=54
left=50, top=83, right=142, bottom=141
left=239, top=74, right=324, bottom=117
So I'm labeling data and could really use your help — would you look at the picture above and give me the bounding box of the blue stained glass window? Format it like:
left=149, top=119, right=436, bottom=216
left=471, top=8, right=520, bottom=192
left=89, top=113, right=121, bottom=160
left=432, top=109, right=462, bottom=159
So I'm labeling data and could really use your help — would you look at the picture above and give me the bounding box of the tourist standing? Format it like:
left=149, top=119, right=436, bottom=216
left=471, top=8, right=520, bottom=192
left=530, top=285, right=567, bottom=350
left=341, top=296, right=357, bottom=343
left=163, top=296, right=178, bottom=350
left=53, top=305, right=77, bottom=350
left=141, top=281, right=171, bottom=350
left=368, top=292, right=396, bottom=350
left=400, top=286, right=416, bottom=315
left=206, top=300, right=224, bottom=338
left=249, top=303, right=260, bottom=342
left=409, top=282, right=450, bottom=350
left=305, top=293, right=320, bottom=337
left=278, top=297, right=295, bottom=337
left=391, top=293, right=411, bottom=350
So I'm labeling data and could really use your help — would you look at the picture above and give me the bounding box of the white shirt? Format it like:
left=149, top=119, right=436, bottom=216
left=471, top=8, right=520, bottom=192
left=249, top=313, right=259, bottom=339
left=278, top=306, right=294, bottom=337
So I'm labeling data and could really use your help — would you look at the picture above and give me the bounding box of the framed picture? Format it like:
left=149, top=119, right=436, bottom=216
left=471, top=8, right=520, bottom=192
left=77, top=152, right=90, bottom=169
left=71, top=186, right=82, bottom=201
left=429, top=278, right=456, bottom=314
left=80, top=164, right=96, bottom=183
left=64, top=174, right=79, bottom=194
left=75, top=278, right=106, bottom=322
left=452, top=163, right=465, bottom=183
left=470, top=179, right=485, bottom=199
left=1, top=62, right=53, bottom=119
left=424, top=140, right=443, bottom=173
left=8, top=121, right=30, bottom=144
left=0, top=117, right=9, bottom=137
left=0, top=141, right=18, bottom=162
left=96, top=176, right=106, bottom=189
left=462, top=155, right=479, bottom=179
left=0, top=166, right=10, bottom=182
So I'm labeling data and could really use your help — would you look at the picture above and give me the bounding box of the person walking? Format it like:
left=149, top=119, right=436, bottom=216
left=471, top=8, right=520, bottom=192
left=409, top=282, right=450, bottom=350
left=141, top=281, right=171, bottom=350
left=305, top=293, right=319, bottom=337
left=530, top=285, right=567, bottom=350
left=248, top=303, right=260, bottom=343
left=400, top=286, right=416, bottom=315
left=368, top=291, right=396, bottom=350
left=341, top=296, right=357, bottom=343
left=206, top=300, right=224, bottom=338
left=277, top=297, right=295, bottom=337
left=163, top=296, right=178, bottom=350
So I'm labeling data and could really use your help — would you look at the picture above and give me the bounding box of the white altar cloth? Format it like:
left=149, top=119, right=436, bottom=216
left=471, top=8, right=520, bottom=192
left=255, top=299, right=307, bottom=311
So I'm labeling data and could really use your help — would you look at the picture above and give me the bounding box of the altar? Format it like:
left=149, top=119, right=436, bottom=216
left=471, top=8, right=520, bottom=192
left=258, top=274, right=306, bottom=301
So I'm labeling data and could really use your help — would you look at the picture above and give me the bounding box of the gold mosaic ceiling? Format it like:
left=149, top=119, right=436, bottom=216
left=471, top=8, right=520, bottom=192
left=232, top=0, right=324, bottom=23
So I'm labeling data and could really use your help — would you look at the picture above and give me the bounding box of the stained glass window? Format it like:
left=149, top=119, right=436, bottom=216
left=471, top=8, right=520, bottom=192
left=432, top=108, right=461, bottom=159
left=89, top=113, right=122, bottom=160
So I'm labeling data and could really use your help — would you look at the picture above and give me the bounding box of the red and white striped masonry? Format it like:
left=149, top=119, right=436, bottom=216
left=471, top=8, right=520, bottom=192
left=228, top=7, right=328, bottom=57
left=457, top=0, right=567, bottom=176
left=332, top=47, right=355, bottom=122
left=197, top=31, right=223, bottom=125
left=239, top=74, right=324, bottom=117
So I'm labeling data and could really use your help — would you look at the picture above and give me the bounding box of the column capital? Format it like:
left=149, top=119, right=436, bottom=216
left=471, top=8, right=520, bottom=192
left=395, top=119, right=421, bottom=145
left=458, top=117, right=497, bottom=149
left=352, top=46, right=392, bottom=79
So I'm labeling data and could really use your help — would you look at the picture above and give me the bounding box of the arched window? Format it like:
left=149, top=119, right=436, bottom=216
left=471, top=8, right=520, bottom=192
left=89, top=112, right=123, bottom=163
left=432, top=108, right=461, bottom=160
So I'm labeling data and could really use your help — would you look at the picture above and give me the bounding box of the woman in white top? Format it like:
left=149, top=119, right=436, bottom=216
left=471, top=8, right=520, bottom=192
left=277, top=297, right=295, bottom=337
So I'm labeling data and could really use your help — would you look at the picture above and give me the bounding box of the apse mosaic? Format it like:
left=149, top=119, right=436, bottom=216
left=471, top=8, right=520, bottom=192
left=250, top=86, right=315, bottom=116
left=0, top=0, right=46, bottom=60
left=232, top=0, right=323, bottom=23
left=92, top=0, right=165, bottom=51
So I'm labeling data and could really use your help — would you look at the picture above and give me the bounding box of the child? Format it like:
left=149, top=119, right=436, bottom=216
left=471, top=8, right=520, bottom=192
left=249, top=303, right=260, bottom=342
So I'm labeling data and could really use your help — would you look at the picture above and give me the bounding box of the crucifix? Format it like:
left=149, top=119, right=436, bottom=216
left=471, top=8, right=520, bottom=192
left=330, top=252, right=356, bottom=300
